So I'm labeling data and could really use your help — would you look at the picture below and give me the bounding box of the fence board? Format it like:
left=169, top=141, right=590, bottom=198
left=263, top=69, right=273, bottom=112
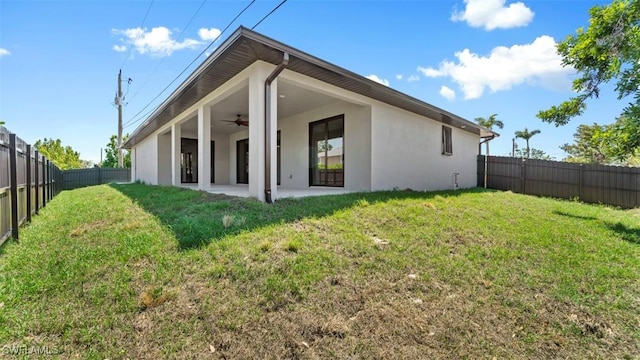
left=0, top=126, right=62, bottom=243
left=479, top=155, right=640, bottom=209
left=62, top=168, right=131, bottom=190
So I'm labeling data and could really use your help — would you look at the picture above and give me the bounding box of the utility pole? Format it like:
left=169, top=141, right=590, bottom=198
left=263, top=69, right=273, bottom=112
left=116, top=70, right=124, bottom=168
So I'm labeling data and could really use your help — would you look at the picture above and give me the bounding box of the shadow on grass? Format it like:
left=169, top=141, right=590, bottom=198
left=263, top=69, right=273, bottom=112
left=553, top=210, right=640, bottom=245
left=110, top=183, right=478, bottom=250
left=607, top=222, right=640, bottom=245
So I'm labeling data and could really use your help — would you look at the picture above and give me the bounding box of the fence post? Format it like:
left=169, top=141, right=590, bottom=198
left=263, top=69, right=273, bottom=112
left=9, top=134, right=19, bottom=240
left=521, top=159, right=526, bottom=194
left=34, top=150, right=39, bottom=214
left=26, top=144, right=32, bottom=222
left=47, top=160, right=52, bottom=201
left=578, top=164, right=583, bottom=200
left=42, top=156, right=47, bottom=208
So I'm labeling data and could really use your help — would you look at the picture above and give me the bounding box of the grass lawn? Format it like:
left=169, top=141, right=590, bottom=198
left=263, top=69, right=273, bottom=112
left=0, top=184, right=639, bottom=359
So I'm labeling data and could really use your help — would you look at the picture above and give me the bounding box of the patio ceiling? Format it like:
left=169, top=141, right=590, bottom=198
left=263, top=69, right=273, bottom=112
left=124, top=26, right=496, bottom=148
left=176, top=81, right=341, bottom=136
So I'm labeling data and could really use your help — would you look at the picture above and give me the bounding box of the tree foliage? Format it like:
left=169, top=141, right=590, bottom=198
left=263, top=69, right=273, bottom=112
left=475, top=114, right=504, bottom=131
left=515, top=128, right=541, bottom=159
left=34, top=138, right=83, bottom=170
left=475, top=114, right=504, bottom=156
left=515, top=148, right=555, bottom=161
left=561, top=117, right=640, bottom=165
left=102, top=134, right=131, bottom=168
left=537, top=0, right=640, bottom=159
left=561, top=123, right=608, bottom=163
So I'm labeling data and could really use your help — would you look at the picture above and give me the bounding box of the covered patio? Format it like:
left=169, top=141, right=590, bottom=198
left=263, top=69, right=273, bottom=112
left=149, top=57, right=370, bottom=202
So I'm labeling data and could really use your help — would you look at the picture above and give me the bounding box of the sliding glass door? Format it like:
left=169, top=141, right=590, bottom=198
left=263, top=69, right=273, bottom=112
left=309, top=115, right=344, bottom=187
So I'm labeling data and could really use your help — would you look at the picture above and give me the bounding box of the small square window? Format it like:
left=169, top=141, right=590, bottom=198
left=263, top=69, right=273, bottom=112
left=442, top=126, right=453, bottom=155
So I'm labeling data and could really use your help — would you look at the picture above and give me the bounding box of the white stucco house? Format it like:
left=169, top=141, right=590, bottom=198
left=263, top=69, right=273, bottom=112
left=123, top=27, right=497, bottom=202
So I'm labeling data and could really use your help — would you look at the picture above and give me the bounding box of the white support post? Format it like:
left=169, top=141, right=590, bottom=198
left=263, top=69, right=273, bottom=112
left=171, top=123, right=181, bottom=186
left=248, top=65, right=267, bottom=201
left=268, top=78, right=278, bottom=201
left=198, top=105, right=212, bottom=190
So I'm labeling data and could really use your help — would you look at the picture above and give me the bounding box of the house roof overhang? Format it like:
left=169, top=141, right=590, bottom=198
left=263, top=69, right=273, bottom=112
left=123, top=26, right=497, bottom=148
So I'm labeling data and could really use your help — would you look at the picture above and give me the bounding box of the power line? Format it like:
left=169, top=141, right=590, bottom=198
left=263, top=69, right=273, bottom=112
left=251, top=0, right=287, bottom=30
left=125, top=0, right=208, bottom=106
left=124, top=0, right=257, bottom=129
left=120, top=0, right=155, bottom=70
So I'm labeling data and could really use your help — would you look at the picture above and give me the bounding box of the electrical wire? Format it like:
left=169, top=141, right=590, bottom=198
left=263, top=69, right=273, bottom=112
left=125, top=0, right=208, bottom=106
left=251, top=0, right=287, bottom=30
left=120, top=0, right=155, bottom=70
left=123, top=0, right=257, bottom=129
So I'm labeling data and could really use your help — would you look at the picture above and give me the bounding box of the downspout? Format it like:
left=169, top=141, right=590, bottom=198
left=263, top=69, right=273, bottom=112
left=479, top=135, right=495, bottom=189
left=265, top=52, right=290, bottom=203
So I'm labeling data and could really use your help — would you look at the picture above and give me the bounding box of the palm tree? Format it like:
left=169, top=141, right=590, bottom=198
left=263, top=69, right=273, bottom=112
left=475, top=114, right=504, bottom=156
left=515, top=128, right=541, bottom=158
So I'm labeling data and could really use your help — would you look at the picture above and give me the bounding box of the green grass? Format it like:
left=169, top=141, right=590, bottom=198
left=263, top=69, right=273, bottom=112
left=0, top=184, right=639, bottom=359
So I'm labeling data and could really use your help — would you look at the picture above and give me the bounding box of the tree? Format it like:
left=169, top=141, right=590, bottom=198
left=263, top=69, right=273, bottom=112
left=34, top=138, right=83, bottom=170
left=475, top=114, right=504, bottom=156
left=560, top=123, right=609, bottom=163
left=537, top=0, right=640, bottom=159
left=317, top=140, right=332, bottom=153
left=515, top=148, right=555, bottom=161
left=102, top=134, right=131, bottom=168
left=515, top=128, right=541, bottom=159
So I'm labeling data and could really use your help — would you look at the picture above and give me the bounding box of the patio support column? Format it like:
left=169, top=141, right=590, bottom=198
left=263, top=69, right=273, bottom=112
left=267, top=78, right=279, bottom=201
left=197, top=105, right=212, bottom=190
left=171, top=122, right=181, bottom=186
left=248, top=64, right=268, bottom=201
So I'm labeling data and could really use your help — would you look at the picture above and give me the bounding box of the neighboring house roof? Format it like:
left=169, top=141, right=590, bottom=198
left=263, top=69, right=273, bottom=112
left=124, top=26, right=497, bottom=148
left=318, top=147, right=343, bottom=158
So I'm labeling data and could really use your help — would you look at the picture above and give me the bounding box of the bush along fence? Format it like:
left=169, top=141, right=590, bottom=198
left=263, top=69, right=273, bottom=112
left=0, top=127, right=62, bottom=244
left=477, top=155, right=640, bottom=209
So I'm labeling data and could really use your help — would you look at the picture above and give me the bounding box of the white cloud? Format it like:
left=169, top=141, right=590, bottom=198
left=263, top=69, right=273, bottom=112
left=112, top=26, right=201, bottom=57
left=439, top=86, right=456, bottom=101
left=0, top=48, right=10, bottom=57
left=407, top=74, right=420, bottom=82
left=396, top=74, right=403, bottom=80
left=366, top=74, right=390, bottom=86
left=418, top=35, right=572, bottom=99
left=112, top=45, right=127, bottom=52
left=198, top=27, right=221, bottom=42
left=451, top=0, right=534, bottom=30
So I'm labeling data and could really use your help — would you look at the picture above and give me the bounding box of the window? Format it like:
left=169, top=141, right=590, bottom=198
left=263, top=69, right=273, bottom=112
left=442, top=126, right=453, bottom=155
left=309, top=115, right=344, bottom=187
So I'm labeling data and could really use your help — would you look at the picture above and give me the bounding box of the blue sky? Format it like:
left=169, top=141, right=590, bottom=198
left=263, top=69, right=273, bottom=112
left=0, top=0, right=623, bottom=163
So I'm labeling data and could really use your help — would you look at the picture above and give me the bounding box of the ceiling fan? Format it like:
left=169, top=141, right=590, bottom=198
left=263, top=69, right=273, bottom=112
left=220, top=114, right=249, bottom=127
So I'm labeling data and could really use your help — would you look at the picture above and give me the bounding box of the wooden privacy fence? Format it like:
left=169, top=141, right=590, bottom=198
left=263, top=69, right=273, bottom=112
left=62, top=167, right=131, bottom=190
left=477, top=155, right=640, bottom=209
left=0, top=127, right=62, bottom=244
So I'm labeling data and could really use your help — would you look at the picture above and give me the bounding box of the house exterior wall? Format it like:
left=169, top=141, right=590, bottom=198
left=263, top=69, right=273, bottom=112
left=370, top=103, right=479, bottom=191
left=277, top=100, right=371, bottom=191
left=134, top=134, right=158, bottom=185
